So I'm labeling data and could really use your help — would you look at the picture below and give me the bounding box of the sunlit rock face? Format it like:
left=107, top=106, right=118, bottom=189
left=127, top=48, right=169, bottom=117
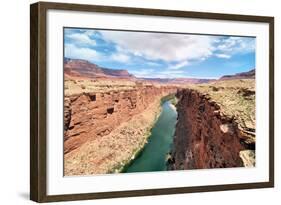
left=168, top=89, right=254, bottom=170
left=64, top=86, right=177, bottom=154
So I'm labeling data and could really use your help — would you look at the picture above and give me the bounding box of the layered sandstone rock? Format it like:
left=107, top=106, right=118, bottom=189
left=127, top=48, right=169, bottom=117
left=64, top=97, right=163, bottom=175
left=168, top=89, right=255, bottom=170
left=64, top=85, right=177, bottom=154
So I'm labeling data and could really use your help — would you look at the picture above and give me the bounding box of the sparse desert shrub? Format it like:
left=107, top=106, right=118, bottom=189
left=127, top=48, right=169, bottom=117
left=237, top=88, right=255, bottom=97
left=170, top=97, right=178, bottom=106
left=212, top=86, right=219, bottom=92
left=81, top=85, right=86, bottom=89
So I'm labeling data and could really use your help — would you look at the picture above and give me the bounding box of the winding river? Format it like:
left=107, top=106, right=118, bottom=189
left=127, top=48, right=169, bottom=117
left=124, top=100, right=178, bottom=173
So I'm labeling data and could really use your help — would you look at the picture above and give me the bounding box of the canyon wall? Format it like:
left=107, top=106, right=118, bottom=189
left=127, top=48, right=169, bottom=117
left=64, top=85, right=177, bottom=154
left=168, top=89, right=253, bottom=170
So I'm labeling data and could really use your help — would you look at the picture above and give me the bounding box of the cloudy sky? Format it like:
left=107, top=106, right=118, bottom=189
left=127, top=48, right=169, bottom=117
left=64, top=28, right=255, bottom=79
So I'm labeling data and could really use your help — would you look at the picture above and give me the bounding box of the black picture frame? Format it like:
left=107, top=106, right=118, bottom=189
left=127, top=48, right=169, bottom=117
left=30, top=1, right=274, bottom=202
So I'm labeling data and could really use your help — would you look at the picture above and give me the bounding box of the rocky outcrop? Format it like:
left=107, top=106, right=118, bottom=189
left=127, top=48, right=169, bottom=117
left=168, top=89, right=255, bottom=170
left=64, top=85, right=177, bottom=154
left=64, top=97, right=163, bottom=175
left=220, top=69, right=255, bottom=81
left=239, top=150, right=255, bottom=167
left=64, top=58, right=135, bottom=79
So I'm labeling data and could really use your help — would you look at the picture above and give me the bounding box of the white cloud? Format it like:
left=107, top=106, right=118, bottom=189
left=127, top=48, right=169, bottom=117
left=215, top=53, right=231, bottom=59
left=169, top=60, right=190, bottom=69
left=130, top=69, right=155, bottom=78
left=100, top=31, right=215, bottom=63
left=132, top=68, right=186, bottom=78
left=64, top=43, right=101, bottom=62
left=84, top=30, right=97, bottom=36
left=161, top=70, right=184, bottom=74
left=216, top=37, right=255, bottom=54
left=153, top=70, right=218, bottom=79
left=65, top=29, right=255, bottom=71
left=146, top=61, right=161, bottom=66
left=66, top=32, right=96, bottom=46
left=110, top=53, right=130, bottom=63
left=155, top=70, right=185, bottom=78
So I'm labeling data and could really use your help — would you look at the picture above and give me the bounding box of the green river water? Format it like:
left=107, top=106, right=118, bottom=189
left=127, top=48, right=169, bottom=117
left=124, top=100, right=178, bottom=173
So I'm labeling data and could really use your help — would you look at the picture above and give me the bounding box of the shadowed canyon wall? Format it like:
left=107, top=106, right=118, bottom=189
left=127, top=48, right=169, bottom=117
left=64, top=86, right=177, bottom=154
left=168, top=89, right=252, bottom=170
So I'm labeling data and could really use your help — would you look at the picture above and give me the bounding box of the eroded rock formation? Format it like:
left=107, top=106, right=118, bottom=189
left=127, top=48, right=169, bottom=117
left=64, top=85, right=177, bottom=154
left=168, top=89, right=255, bottom=170
left=220, top=69, right=255, bottom=81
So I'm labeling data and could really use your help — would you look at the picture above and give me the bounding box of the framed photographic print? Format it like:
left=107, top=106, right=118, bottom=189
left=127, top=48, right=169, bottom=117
left=30, top=1, right=274, bottom=202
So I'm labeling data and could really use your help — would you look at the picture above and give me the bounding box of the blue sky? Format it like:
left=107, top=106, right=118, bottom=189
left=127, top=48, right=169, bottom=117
left=64, top=28, right=255, bottom=79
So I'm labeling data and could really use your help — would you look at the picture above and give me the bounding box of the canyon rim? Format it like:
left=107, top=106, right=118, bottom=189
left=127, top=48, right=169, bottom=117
left=63, top=28, right=256, bottom=176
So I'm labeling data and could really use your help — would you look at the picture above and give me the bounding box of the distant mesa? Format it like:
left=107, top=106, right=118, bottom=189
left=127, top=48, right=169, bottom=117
left=64, top=58, right=254, bottom=83
left=64, top=58, right=135, bottom=79
left=64, top=58, right=213, bottom=83
left=140, top=78, right=213, bottom=84
left=219, top=69, right=255, bottom=81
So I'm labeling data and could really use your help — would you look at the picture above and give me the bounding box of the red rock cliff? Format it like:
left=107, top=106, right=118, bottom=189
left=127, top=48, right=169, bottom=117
left=64, top=86, right=177, bottom=154
left=168, top=89, right=251, bottom=170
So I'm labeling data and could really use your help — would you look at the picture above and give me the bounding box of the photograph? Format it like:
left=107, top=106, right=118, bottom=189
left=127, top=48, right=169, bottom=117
left=63, top=28, right=256, bottom=176
left=29, top=1, right=274, bottom=202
